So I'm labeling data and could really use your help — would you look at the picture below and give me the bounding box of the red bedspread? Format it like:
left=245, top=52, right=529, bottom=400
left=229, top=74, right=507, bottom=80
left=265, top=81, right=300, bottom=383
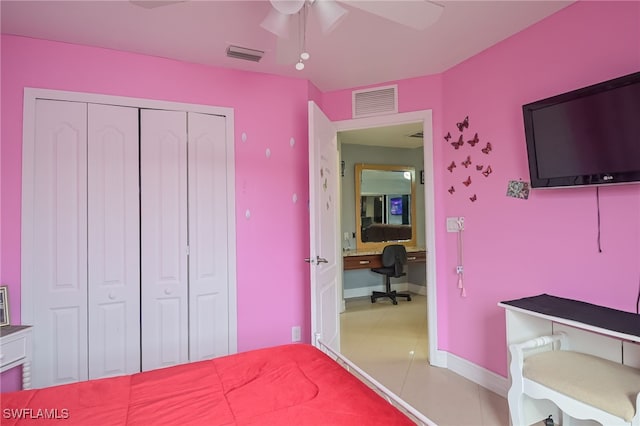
left=1, top=344, right=415, bottom=425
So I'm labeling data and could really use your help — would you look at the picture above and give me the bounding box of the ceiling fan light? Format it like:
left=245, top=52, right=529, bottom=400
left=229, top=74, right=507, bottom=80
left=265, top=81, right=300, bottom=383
left=295, top=60, right=305, bottom=71
left=260, top=8, right=291, bottom=38
left=270, top=0, right=305, bottom=15
left=300, top=51, right=310, bottom=61
left=313, top=0, right=347, bottom=34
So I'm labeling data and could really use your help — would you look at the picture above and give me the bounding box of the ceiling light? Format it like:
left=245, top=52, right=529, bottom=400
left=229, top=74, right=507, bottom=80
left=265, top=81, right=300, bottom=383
left=295, top=60, right=305, bottom=71
left=313, top=0, right=348, bottom=34
left=300, top=51, right=310, bottom=61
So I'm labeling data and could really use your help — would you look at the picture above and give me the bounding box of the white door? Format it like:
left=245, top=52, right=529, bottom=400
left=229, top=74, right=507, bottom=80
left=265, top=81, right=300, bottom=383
left=141, top=109, right=189, bottom=371
left=187, top=112, right=230, bottom=360
left=87, top=104, right=140, bottom=379
left=308, top=101, right=341, bottom=351
left=29, top=99, right=89, bottom=387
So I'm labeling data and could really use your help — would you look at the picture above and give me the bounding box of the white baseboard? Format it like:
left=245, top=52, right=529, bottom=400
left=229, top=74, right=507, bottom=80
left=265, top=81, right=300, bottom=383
left=343, top=282, right=426, bottom=299
left=442, top=351, right=509, bottom=398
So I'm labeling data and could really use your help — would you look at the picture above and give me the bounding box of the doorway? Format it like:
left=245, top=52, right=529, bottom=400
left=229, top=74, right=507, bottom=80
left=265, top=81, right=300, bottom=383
left=334, top=110, right=442, bottom=369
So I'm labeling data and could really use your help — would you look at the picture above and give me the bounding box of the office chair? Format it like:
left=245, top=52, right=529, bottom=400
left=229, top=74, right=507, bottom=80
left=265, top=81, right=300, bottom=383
left=371, top=244, right=412, bottom=305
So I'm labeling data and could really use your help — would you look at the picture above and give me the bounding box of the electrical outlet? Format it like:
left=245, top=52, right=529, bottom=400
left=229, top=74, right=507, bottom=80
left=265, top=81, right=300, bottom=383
left=291, top=326, right=301, bottom=342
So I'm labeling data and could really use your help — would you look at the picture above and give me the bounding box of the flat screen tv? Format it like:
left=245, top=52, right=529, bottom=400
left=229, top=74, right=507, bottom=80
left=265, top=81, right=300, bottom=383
left=522, top=71, right=640, bottom=188
left=390, top=197, right=402, bottom=215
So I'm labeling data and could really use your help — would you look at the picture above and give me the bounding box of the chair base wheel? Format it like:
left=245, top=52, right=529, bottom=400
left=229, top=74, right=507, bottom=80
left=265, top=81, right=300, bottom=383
left=392, top=300, right=398, bottom=305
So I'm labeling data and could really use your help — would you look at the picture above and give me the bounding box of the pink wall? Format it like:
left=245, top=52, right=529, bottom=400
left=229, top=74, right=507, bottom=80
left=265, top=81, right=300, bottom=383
left=324, top=0, right=640, bottom=376
left=0, top=35, right=314, bottom=391
left=440, top=0, right=639, bottom=375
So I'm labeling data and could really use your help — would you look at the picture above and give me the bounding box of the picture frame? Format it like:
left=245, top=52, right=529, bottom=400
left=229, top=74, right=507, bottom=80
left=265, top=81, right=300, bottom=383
left=0, top=285, right=9, bottom=327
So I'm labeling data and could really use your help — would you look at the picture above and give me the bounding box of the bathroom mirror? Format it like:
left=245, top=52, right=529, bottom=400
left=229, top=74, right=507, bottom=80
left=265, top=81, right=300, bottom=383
left=355, top=163, right=416, bottom=251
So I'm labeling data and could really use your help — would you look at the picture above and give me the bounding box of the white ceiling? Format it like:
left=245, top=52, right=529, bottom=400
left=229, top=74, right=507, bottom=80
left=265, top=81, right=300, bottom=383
left=1, top=0, right=574, bottom=92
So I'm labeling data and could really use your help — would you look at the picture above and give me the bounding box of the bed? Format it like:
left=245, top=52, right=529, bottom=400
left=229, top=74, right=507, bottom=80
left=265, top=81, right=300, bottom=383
left=1, top=342, right=435, bottom=425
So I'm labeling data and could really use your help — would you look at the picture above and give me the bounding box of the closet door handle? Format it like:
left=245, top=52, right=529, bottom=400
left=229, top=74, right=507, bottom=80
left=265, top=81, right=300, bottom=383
left=164, top=289, right=172, bottom=295
left=108, top=293, right=116, bottom=300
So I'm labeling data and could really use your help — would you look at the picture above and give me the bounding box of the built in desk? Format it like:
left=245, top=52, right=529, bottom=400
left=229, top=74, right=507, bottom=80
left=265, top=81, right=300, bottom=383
left=343, top=247, right=426, bottom=270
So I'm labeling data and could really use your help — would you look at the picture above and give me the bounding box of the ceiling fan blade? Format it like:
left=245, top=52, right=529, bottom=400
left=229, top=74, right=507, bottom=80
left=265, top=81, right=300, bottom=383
left=261, top=7, right=294, bottom=39
left=339, top=0, right=444, bottom=31
left=312, top=0, right=348, bottom=34
left=130, top=0, right=186, bottom=9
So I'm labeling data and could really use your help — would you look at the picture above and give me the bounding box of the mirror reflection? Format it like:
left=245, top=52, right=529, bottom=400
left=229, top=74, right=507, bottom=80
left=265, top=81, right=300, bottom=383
left=355, top=164, right=416, bottom=250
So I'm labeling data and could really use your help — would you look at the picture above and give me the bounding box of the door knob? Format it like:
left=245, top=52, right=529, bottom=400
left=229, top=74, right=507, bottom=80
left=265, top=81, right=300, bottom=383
left=108, top=293, right=116, bottom=300
left=316, top=256, right=328, bottom=264
left=164, top=289, right=172, bottom=295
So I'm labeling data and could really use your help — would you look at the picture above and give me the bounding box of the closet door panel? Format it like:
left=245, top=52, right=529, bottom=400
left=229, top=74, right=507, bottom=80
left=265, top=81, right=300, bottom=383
left=141, top=109, right=189, bottom=371
left=188, top=112, right=230, bottom=360
left=31, top=99, right=88, bottom=387
left=87, top=104, right=140, bottom=379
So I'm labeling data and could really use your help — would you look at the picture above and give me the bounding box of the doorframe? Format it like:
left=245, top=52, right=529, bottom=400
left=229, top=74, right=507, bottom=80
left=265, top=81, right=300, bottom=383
left=21, top=87, right=238, bottom=354
left=334, top=109, right=445, bottom=368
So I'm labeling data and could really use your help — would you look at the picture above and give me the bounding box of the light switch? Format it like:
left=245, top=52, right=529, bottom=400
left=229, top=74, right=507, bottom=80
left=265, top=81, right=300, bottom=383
left=447, top=217, right=464, bottom=232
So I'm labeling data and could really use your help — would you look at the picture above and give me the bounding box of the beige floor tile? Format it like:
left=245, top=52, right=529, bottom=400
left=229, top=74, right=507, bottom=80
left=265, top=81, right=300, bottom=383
left=340, top=294, right=509, bottom=425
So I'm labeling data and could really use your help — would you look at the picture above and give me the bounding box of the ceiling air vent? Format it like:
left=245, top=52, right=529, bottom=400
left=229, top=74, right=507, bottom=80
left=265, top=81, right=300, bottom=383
left=226, top=45, right=264, bottom=63
left=352, top=85, right=398, bottom=118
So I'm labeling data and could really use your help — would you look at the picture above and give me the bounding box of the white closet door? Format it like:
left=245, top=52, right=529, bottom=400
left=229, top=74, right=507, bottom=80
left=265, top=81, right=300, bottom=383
left=141, top=109, right=189, bottom=371
left=87, top=104, right=140, bottom=379
left=31, top=100, right=88, bottom=387
left=187, top=112, right=230, bottom=360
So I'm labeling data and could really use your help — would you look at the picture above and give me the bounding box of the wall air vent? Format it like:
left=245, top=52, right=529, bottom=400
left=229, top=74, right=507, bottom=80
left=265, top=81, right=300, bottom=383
left=352, top=85, right=398, bottom=118
left=226, top=45, right=264, bottom=63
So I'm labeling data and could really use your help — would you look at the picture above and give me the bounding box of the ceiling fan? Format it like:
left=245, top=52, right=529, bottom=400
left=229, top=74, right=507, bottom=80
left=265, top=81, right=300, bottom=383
left=261, top=0, right=444, bottom=69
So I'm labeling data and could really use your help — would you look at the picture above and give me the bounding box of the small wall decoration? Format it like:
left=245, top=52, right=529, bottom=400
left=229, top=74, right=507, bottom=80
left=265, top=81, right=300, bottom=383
left=456, top=116, right=469, bottom=132
left=506, top=180, right=530, bottom=200
left=420, top=170, right=425, bottom=184
left=467, top=133, right=479, bottom=147
left=0, top=285, right=9, bottom=327
left=451, top=135, right=464, bottom=150
left=444, top=115, right=497, bottom=203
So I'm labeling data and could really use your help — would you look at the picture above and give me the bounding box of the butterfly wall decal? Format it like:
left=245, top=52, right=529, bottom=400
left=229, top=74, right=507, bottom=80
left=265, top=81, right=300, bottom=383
left=444, top=132, right=452, bottom=141
left=463, top=176, right=472, bottom=187
left=469, top=194, right=477, bottom=202
left=482, top=165, right=493, bottom=177
left=467, top=133, right=479, bottom=147
left=447, top=161, right=456, bottom=173
left=476, top=165, right=483, bottom=171
left=481, top=142, right=492, bottom=154
left=461, top=156, right=472, bottom=168
left=451, top=135, right=464, bottom=150
left=456, top=116, right=469, bottom=132
left=448, top=186, right=455, bottom=194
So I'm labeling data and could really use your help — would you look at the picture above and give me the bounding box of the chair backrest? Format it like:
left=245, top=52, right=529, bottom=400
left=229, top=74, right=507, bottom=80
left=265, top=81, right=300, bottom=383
left=380, top=244, right=407, bottom=277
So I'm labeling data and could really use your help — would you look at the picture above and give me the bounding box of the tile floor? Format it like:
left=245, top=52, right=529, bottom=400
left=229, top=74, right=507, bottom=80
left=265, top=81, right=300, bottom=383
left=340, top=294, right=511, bottom=426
